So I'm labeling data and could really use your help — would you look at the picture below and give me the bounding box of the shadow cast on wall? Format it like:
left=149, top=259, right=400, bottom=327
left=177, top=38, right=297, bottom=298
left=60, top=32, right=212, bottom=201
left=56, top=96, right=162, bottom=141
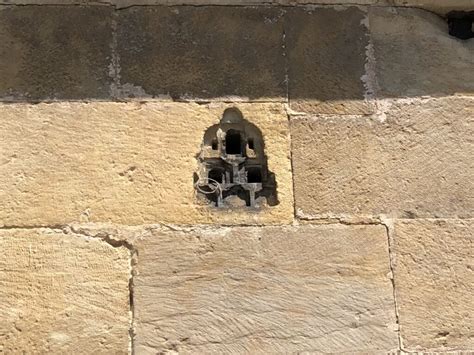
left=0, top=5, right=472, bottom=102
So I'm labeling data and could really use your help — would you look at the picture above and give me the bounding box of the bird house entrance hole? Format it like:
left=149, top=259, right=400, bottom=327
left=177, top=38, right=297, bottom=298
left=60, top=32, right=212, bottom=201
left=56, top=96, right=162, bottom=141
left=194, top=108, right=278, bottom=208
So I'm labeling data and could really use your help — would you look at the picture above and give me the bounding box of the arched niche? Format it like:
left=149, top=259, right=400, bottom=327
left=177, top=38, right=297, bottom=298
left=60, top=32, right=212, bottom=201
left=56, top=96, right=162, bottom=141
left=195, top=108, right=278, bottom=208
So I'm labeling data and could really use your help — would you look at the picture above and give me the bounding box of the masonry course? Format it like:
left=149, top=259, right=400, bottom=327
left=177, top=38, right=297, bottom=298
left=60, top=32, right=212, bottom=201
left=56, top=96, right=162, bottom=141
left=0, top=5, right=472, bottom=103
left=0, top=102, right=293, bottom=226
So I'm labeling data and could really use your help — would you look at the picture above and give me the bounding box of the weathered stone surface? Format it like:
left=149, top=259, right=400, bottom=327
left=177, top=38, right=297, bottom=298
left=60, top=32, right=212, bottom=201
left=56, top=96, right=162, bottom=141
left=134, top=224, right=398, bottom=353
left=116, top=6, right=286, bottom=100
left=0, top=228, right=130, bottom=353
left=0, top=6, right=113, bottom=100
left=0, top=2, right=472, bottom=16
left=393, top=219, right=474, bottom=351
left=370, top=7, right=474, bottom=98
left=0, top=102, right=293, bottom=226
left=291, top=97, right=474, bottom=219
left=285, top=7, right=372, bottom=115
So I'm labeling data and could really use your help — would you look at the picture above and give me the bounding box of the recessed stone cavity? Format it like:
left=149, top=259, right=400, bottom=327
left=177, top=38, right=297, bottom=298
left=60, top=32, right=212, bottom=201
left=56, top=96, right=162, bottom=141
left=195, top=108, right=278, bottom=208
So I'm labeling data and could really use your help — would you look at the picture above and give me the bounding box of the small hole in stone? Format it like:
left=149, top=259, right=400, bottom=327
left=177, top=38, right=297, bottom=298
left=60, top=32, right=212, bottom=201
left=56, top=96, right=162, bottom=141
left=211, top=139, right=218, bottom=150
left=225, top=130, right=242, bottom=155
left=248, top=138, right=255, bottom=150
left=247, top=167, right=262, bottom=183
left=447, top=12, right=474, bottom=40
left=208, top=169, right=223, bottom=183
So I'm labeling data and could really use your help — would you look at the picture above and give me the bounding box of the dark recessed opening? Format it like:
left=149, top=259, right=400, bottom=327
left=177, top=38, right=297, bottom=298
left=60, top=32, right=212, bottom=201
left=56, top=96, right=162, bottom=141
left=247, top=167, right=262, bottom=183
left=447, top=12, right=474, bottom=40
left=211, top=139, right=218, bottom=150
left=225, top=130, right=242, bottom=155
left=248, top=138, right=255, bottom=150
left=208, top=169, right=223, bottom=183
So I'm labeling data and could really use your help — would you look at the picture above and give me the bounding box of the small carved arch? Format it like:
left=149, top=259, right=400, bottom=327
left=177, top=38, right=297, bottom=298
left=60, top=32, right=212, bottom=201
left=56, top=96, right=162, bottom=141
left=195, top=108, right=278, bottom=208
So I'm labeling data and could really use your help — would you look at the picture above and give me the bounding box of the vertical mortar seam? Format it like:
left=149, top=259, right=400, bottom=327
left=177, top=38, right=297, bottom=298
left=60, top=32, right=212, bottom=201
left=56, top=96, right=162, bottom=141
left=282, top=8, right=290, bottom=105
left=281, top=10, right=297, bottom=223
left=110, top=7, right=121, bottom=100
left=128, top=247, right=136, bottom=355
left=381, top=218, right=403, bottom=352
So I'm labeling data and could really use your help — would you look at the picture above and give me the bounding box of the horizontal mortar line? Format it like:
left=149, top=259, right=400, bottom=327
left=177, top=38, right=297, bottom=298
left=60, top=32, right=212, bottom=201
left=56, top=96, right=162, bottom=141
left=0, top=2, right=465, bottom=18
left=1, top=217, right=472, bottom=231
left=297, top=216, right=474, bottom=221
left=0, top=99, right=290, bottom=104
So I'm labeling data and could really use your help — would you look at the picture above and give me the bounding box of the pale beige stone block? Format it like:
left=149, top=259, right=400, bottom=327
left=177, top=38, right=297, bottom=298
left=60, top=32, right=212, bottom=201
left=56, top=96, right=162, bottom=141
left=393, top=219, right=474, bottom=351
left=0, top=102, right=293, bottom=226
left=133, top=224, right=398, bottom=353
left=0, top=228, right=130, bottom=354
left=291, top=97, right=474, bottom=219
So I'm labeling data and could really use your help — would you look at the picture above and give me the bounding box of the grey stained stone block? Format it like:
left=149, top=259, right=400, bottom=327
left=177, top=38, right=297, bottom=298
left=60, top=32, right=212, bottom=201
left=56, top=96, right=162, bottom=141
left=0, top=6, right=114, bottom=100
left=116, top=6, right=287, bottom=100
left=370, top=7, right=474, bottom=98
left=285, top=7, right=371, bottom=114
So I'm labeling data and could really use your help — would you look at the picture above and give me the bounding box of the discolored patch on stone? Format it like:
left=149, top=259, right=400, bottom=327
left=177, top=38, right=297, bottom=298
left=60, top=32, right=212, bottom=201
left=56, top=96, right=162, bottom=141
left=133, top=224, right=398, bottom=353
left=116, top=6, right=286, bottom=100
left=0, top=6, right=114, bottom=100
left=393, top=219, right=474, bottom=351
left=291, top=97, right=474, bottom=219
left=0, top=228, right=130, bottom=354
left=285, top=7, right=372, bottom=114
left=370, top=7, right=474, bottom=98
left=0, top=102, right=292, bottom=226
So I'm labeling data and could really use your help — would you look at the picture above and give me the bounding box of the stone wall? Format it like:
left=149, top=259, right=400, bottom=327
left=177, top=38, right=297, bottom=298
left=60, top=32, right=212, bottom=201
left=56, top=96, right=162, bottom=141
left=0, top=1, right=472, bottom=354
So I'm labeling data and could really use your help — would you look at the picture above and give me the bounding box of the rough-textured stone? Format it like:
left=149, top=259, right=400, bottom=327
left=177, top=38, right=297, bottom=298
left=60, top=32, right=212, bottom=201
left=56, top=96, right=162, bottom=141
left=0, top=228, right=130, bottom=354
left=0, top=6, right=113, bottom=100
left=116, top=6, right=286, bottom=100
left=370, top=7, right=474, bottom=98
left=0, top=2, right=472, bottom=16
left=393, top=219, right=474, bottom=351
left=291, top=97, right=474, bottom=219
left=286, top=7, right=373, bottom=115
left=0, top=102, right=293, bottom=226
left=134, top=224, right=398, bottom=354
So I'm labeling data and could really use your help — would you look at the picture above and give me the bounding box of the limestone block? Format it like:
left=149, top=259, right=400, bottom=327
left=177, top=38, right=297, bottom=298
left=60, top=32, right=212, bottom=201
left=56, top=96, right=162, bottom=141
left=0, top=6, right=113, bottom=100
left=133, top=224, right=398, bottom=353
left=116, top=6, right=286, bottom=101
left=0, top=228, right=130, bottom=354
left=285, top=7, right=373, bottom=115
left=393, top=219, right=474, bottom=351
left=370, top=7, right=474, bottom=98
left=0, top=102, right=293, bottom=226
left=291, top=97, right=474, bottom=219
